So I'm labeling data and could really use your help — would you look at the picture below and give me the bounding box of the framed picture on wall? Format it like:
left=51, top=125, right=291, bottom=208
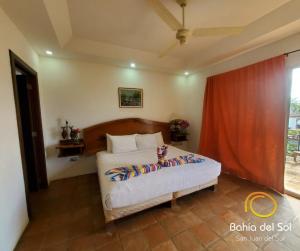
left=118, top=87, right=143, bottom=108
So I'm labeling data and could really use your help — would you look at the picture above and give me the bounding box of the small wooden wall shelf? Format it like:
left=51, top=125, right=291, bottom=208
left=56, top=140, right=85, bottom=157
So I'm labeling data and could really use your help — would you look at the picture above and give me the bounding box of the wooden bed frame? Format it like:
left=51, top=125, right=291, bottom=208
left=82, top=118, right=217, bottom=229
left=83, top=118, right=171, bottom=155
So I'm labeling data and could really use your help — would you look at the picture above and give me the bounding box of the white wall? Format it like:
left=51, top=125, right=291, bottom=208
left=179, top=73, right=206, bottom=152
left=0, top=7, right=39, bottom=251
left=39, top=57, right=199, bottom=181
left=203, top=33, right=300, bottom=76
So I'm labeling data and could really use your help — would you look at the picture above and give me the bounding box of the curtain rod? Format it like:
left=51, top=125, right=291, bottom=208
left=284, top=49, right=300, bottom=56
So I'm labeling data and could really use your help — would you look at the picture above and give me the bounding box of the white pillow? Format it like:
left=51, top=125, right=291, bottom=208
left=136, top=132, right=165, bottom=150
left=106, top=134, right=113, bottom=152
left=107, top=134, right=137, bottom=153
left=136, top=134, right=157, bottom=150
left=154, top=132, right=164, bottom=146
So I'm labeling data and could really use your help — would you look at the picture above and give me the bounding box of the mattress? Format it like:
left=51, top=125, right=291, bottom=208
left=96, top=145, right=221, bottom=210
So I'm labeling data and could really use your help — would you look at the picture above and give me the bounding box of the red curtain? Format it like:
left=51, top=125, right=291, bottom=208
left=199, top=55, right=287, bottom=193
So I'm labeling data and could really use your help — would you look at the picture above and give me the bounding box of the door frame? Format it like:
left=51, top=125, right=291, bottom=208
left=9, top=50, right=48, bottom=215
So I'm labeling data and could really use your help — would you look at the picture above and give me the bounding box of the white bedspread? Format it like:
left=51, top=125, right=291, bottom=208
left=96, top=145, right=221, bottom=210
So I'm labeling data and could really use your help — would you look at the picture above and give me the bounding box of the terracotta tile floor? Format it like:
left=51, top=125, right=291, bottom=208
left=15, top=173, right=300, bottom=251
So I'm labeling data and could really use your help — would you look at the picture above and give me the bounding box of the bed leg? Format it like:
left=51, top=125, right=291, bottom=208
left=105, top=220, right=116, bottom=236
left=209, top=185, right=217, bottom=192
left=171, top=195, right=180, bottom=211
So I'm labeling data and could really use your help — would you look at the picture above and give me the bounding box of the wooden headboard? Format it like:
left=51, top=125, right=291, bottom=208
left=83, top=118, right=170, bottom=155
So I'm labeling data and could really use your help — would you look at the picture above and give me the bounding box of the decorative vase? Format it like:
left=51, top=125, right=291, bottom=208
left=70, top=126, right=76, bottom=140
left=61, top=126, right=67, bottom=139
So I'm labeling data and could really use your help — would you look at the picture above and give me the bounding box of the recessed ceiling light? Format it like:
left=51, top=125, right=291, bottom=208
left=130, top=62, right=136, bottom=68
left=46, top=50, right=53, bottom=55
left=184, top=71, right=189, bottom=76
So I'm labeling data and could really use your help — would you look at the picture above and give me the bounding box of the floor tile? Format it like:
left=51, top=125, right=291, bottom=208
left=40, top=241, right=69, bottom=251
left=220, top=210, right=244, bottom=225
left=16, top=232, right=45, bottom=251
left=121, top=231, right=149, bottom=251
left=263, top=240, right=293, bottom=251
left=172, top=229, right=204, bottom=251
left=42, top=227, right=69, bottom=247
left=116, top=217, right=140, bottom=237
left=191, top=223, right=219, bottom=247
left=152, top=240, right=178, bottom=251
left=206, top=215, right=230, bottom=236
left=134, top=211, right=157, bottom=230
left=142, top=223, right=169, bottom=248
left=160, top=215, right=188, bottom=236
left=96, top=240, right=123, bottom=251
left=224, top=232, right=257, bottom=251
left=14, top=173, right=300, bottom=251
left=67, top=216, right=94, bottom=239
left=151, top=207, right=175, bottom=222
left=191, top=205, right=215, bottom=221
left=93, top=231, right=118, bottom=249
left=208, top=239, right=231, bottom=251
left=177, top=211, right=202, bottom=228
left=68, top=235, right=94, bottom=251
left=22, top=218, right=50, bottom=237
left=281, top=232, right=300, bottom=251
left=292, top=217, right=300, bottom=238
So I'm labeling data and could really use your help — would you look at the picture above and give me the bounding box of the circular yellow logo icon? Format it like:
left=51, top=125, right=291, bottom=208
left=244, top=192, right=277, bottom=218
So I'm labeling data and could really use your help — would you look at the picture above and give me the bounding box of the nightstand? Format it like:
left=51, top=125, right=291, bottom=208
left=56, top=140, right=85, bottom=157
left=170, top=141, right=188, bottom=151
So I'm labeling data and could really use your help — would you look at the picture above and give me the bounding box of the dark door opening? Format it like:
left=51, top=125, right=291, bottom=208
left=9, top=50, right=48, bottom=218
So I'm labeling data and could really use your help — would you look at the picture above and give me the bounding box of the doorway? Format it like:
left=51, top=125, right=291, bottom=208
left=9, top=50, right=48, bottom=217
left=285, top=67, right=300, bottom=197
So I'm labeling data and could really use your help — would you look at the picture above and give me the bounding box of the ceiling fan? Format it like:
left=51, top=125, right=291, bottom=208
left=148, top=0, right=244, bottom=57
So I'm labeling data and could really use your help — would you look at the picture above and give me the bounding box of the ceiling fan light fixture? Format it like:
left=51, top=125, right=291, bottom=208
left=176, top=28, right=189, bottom=45
left=130, top=62, right=136, bottom=68
left=150, top=0, right=244, bottom=58
left=176, top=0, right=187, bottom=7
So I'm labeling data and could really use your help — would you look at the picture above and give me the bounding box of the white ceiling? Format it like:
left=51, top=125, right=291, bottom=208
left=1, top=0, right=300, bottom=74
left=69, top=0, right=289, bottom=56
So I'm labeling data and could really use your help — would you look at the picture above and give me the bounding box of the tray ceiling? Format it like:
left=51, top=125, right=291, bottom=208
left=1, top=0, right=299, bottom=74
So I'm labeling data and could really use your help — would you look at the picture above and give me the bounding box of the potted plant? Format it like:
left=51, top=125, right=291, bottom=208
left=170, top=119, right=189, bottom=142
left=70, top=128, right=81, bottom=144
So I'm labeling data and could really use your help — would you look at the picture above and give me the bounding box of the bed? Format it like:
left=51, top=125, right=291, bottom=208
left=83, top=118, right=221, bottom=223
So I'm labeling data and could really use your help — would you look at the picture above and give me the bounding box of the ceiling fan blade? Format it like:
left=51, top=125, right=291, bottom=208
left=148, top=0, right=182, bottom=31
left=192, top=27, right=244, bottom=37
left=159, top=40, right=179, bottom=58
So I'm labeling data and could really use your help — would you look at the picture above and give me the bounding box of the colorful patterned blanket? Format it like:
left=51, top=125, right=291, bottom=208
left=105, top=145, right=205, bottom=181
